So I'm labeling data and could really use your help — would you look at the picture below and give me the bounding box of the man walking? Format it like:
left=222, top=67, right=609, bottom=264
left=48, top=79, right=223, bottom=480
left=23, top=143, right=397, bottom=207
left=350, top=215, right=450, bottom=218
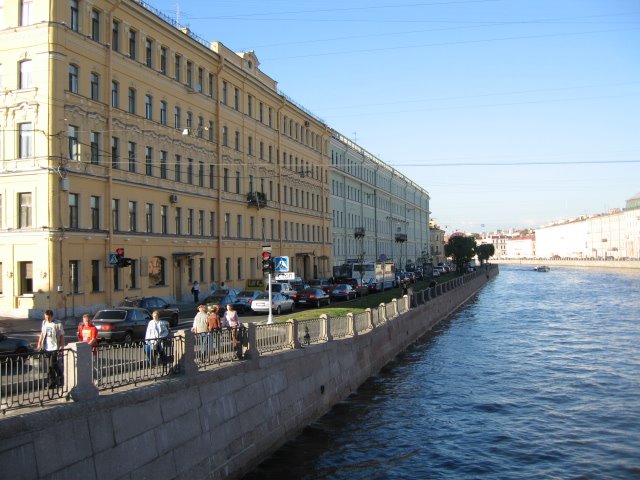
left=36, top=309, right=65, bottom=389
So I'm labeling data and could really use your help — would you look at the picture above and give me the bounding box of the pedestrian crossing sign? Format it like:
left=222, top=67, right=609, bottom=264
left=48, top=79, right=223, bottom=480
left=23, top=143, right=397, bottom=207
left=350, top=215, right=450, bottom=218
left=274, top=256, right=289, bottom=273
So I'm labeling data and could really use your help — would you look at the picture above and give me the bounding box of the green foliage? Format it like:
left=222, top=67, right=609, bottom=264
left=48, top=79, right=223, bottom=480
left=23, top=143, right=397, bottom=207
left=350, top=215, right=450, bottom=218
left=444, top=235, right=477, bottom=273
left=477, top=243, right=495, bottom=264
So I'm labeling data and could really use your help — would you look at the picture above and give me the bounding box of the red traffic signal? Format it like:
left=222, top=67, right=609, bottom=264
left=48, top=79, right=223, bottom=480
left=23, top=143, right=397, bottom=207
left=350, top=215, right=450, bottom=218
left=261, top=251, right=271, bottom=260
left=116, top=247, right=125, bottom=258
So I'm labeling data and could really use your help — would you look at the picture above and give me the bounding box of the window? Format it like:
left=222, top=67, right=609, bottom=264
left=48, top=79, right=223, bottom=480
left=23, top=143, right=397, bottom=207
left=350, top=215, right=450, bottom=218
left=18, top=123, right=33, bottom=158
left=235, top=171, right=241, bottom=194
left=112, top=198, right=120, bottom=231
left=208, top=120, right=215, bottom=142
left=145, top=146, right=153, bottom=175
left=90, top=195, right=100, bottom=229
left=197, top=67, right=203, bottom=92
left=129, top=29, right=137, bottom=60
left=68, top=125, right=79, bottom=161
left=223, top=168, right=229, bottom=192
left=127, top=141, right=136, bottom=172
left=222, top=81, right=228, bottom=104
left=90, top=72, right=100, bottom=100
left=19, top=60, right=32, bottom=89
left=18, top=192, right=32, bottom=228
left=174, top=54, right=181, bottom=82
left=175, top=207, right=182, bottom=235
left=128, top=87, right=136, bottom=114
left=91, top=9, right=100, bottom=42
left=19, top=261, right=33, bottom=295
left=198, top=161, right=204, bottom=187
left=187, top=158, right=193, bottom=184
left=90, top=131, right=100, bottom=164
left=186, top=111, right=193, bottom=130
left=186, top=61, right=192, bottom=87
left=259, top=102, right=264, bottom=122
left=68, top=64, right=79, bottom=93
left=248, top=136, right=253, bottom=156
left=234, top=130, right=240, bottom=151
left=144, top=94, right=153, bottom=119
left=111, top=81, right=119, bottom=108
left=222, top=126, right=228, bottom=146
left=234, top=87, right=240, bottom=110
left=225, top=258, right=231, bottom=281
left=198, top=210, right=204, bottom=235
left=248, top=95, right=253, bottom=117
left=160, top=47, right=167, bottom=74
left=174, top=106, right=181, bottom=128
left=160, top=206, right=168, bottom=234
left=70, top=0, right=79, bottom=31
left=149, top=256, right=166, bottom=287
left=69, top=193, right=79, bottom=228
left=160, top=101, right=167, bottom=125
left=208, top=73, right=214, bottom=97
left=187, top=208, right=194, bottom=235
left=20, top=0, right=33, bottom=26
left=112, top=20, right=120, bottom=52
left=145, top=203, right=153, bottom=233
left=69, top=260, right=80, bottom=294
left=128, top=201, right=137, bottom=232
left=237, top=258, right=243, bottom=280
left=91, top=260, right=100, bottom=292
left=224, top=213, right=230, bottom=237
left=209, top=212, right=216, bottom=236
left=160, top=150, right=168, bottom=179
left=175, top=155, right=181, bottom=182
left=111, top=136, right=120, bottom=169
left=145, top=38, right=153, bottom=68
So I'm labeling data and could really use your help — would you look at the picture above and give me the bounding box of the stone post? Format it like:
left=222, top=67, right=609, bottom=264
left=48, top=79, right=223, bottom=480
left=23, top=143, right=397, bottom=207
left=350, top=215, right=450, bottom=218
left=321, top=314, right=333, bottom=342
left=347, top=313, right=357, bottom=337
left=391, top=298, right=398, bottom=318
left=366, top=308, right=375, bottom=330
left=288, top=319, right=301, bottom=349
left=178, top=329, right=198, bottom=376
left=379, top=303, right=387, bottom=323
left=245, top=323, right=260, bottom=362
left=68, top=342, right=98, bottom=402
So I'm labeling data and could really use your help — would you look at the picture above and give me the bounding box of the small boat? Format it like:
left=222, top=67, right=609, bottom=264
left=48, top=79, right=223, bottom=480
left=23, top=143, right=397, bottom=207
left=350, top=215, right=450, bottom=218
left=533, top=266, right=550, bottom=272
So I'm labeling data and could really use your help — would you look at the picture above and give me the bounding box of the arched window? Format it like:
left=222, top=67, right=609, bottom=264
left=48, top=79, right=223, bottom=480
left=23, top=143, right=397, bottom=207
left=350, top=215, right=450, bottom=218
left=148, top=256, right=166, bottom=286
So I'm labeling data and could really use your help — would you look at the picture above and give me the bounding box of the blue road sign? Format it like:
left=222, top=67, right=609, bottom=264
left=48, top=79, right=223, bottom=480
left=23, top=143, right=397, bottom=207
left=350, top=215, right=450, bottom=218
left=108, top=253, right=118, bottom=266
left=274, top=256, right=289, bottom=273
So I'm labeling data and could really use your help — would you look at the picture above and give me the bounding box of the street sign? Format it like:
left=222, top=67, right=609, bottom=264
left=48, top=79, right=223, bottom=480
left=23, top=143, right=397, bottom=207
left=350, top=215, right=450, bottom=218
left=274, top=256, right=289, bottom=273
left=275, top=272, right=295, bottom=280
left=108, top=253, right=118, bottom=266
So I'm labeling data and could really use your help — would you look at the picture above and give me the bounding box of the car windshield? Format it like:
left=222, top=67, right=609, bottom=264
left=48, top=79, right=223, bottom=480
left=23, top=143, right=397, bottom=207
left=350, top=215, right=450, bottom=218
left=94, top=310, right=127, bottom=320
left=237, top=291, right=254, bottom=297
left=119, top=299, right=139, bottom=307
left=255, top=293, right=269, bottom=299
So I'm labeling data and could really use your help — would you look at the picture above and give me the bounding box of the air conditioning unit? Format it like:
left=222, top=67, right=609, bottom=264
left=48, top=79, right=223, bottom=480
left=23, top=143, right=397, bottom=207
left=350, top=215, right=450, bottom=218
left=169, top=194, right=178, bottom=204
left=304, top=120, right=310, bottom=127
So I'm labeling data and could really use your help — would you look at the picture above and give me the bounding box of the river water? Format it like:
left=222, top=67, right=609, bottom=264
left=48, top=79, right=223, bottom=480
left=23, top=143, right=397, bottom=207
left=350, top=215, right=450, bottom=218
left=244, top=266, right=640, bottom=479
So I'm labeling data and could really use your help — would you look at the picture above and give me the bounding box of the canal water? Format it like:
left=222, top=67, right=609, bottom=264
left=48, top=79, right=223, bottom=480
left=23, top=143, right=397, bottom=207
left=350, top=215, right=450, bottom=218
left=244, top=266, right=640, bottom=479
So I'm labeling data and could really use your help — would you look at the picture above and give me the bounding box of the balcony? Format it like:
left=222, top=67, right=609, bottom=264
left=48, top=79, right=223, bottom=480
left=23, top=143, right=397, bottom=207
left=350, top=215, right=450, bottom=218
left=247, top=191, right=267, bottom=209
left=354, top=227, right=365, bottom=239
left=394, top=233, right=407, bottom=243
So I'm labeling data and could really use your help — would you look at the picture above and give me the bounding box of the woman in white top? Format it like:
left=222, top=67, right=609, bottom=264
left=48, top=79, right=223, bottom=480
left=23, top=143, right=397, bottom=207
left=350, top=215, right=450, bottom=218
left=144, top=311, right=169, bottom=366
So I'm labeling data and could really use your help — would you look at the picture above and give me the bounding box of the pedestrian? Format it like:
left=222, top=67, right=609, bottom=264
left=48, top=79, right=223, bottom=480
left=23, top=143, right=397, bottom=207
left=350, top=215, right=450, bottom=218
left=207, top=305, right=221, bottom=358
left=224, top=304, right=242, bottom=359
left=77, top=313, right=100, bottom=381
left=36, top=309, right=65, bottom=389
left=192, top=304, right=209, bottom=360
left=144, top=311, right=169, bottom=367
left=191, top=281, right=200, bottom=302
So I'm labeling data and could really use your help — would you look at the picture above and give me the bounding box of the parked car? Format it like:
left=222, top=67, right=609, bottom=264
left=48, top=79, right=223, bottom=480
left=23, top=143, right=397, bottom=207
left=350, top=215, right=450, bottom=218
left=307, top=279, right=332, bottom=294
left=251, top=293, right=295, bottom=315
left=234, top=290, right=263, bottom=311
left=118, top=296, right=180, bottom=327
left=0, top=333, right=34, bottom=358
left=92, top=307, right=154, bottom=343
left=202, top=293, right=245, bottom=313
left=295, top=288, right=331, bottom=308
left=268, top=282, right=297, bottom=296
left=329, top=284, right=357, bottom=301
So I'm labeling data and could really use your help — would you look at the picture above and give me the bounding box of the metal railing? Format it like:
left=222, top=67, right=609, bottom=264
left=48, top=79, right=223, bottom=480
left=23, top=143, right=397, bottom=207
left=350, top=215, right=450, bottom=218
left=255, top=323, right=291, bottom=353
left=354, top=312, right=371, bottom=333
left=330, top=315, right=350, bottom=338
left=193, top=328, right=245, bottom=368
left=297, top=318, right=323, bottom=346
left=1, top=349, right=72, bottom=412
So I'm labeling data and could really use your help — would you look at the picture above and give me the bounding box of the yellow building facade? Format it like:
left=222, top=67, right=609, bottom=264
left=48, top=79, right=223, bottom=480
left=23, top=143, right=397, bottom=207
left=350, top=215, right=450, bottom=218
left=0, top=0, right=331, bottom=317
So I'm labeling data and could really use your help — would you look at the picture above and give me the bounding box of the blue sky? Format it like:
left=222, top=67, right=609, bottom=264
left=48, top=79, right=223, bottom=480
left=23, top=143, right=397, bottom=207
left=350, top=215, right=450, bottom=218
left=149, top=0, right=640, bottom=234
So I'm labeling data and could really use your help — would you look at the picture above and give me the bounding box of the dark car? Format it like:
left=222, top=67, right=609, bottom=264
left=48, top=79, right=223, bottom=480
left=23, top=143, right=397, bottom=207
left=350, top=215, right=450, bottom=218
left=119, top=296, right=180, bottom=327
left=234, top=290, right=263, bottom=311
left=203, top=293, right=245, bottom=313
left=92, top=307, right=153, bottom=343
left=329, top=284, right=357, bottom=301
left=307, top=279, right=333, bottom=294
left=0, top=333, right=34, bottom=358
left=295, top=288, right=331, bottom=308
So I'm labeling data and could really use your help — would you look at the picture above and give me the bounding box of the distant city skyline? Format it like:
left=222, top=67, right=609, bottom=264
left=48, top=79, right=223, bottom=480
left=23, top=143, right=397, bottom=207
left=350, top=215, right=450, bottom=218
left=150, top=0, right=640, bottom=234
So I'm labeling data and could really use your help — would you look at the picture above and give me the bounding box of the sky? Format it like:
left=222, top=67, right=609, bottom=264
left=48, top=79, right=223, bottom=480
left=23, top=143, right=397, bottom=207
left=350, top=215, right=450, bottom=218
left=148, top=0, right=640, bottom=234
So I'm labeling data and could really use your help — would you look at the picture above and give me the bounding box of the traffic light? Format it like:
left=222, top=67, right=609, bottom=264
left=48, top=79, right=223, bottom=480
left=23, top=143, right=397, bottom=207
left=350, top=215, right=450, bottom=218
left=115, top=248, right=132, bottom=267
left=262, top=251, right=273, bottom=274
left=116, top=247, right=125, bottom=262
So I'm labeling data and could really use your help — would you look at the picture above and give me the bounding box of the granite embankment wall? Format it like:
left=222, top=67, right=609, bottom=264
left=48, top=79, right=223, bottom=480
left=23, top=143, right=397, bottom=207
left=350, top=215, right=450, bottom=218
left=0, top=267, right=498, bottom=480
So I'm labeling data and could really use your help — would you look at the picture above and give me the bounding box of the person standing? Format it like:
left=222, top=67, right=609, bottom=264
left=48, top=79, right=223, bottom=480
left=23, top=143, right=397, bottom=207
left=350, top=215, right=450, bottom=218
left=224, top=304, right=242, bottom=359
left=36, top=310, right=65, bottom=389
left=144, top=311, right=169, bottom=367
left=207, top=305, right=221, bottom=358
left=77, top=313, right=100, bottom=381
left=191, top=281, right=200, bottom=302
left=191, top=304, right=209, bottom=360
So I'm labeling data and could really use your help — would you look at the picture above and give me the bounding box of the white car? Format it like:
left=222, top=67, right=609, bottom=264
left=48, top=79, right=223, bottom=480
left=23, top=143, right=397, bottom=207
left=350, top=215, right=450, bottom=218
left=251, top=293, right=295, bottom=315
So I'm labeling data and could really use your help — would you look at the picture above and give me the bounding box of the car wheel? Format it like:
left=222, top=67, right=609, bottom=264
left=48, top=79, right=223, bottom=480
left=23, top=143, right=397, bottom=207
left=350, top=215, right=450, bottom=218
left=276, top=306, right=281, bottom=315
left=123, top=331, right=133, bottom=344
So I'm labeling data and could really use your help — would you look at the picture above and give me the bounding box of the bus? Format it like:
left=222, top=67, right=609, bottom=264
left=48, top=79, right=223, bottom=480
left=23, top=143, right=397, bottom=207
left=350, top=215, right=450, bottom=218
left=332, top=261, right=396, bottom=292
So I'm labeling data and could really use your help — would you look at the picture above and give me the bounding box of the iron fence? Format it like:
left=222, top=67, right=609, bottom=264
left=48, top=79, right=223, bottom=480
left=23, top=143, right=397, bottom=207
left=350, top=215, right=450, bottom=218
left=297, top=318, right=323, bottom=346
left=256, top=323, right=291, bottom=353
left=193, top=328, right=245, bottom=368
left=331, top=315, right=350, bottom=338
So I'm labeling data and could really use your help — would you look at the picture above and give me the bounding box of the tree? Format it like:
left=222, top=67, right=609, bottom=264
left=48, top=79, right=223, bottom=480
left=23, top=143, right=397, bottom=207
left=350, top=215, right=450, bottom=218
left=477, top=243, right=495, bottom=265
left=444, top=235, right=477, bottom=274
